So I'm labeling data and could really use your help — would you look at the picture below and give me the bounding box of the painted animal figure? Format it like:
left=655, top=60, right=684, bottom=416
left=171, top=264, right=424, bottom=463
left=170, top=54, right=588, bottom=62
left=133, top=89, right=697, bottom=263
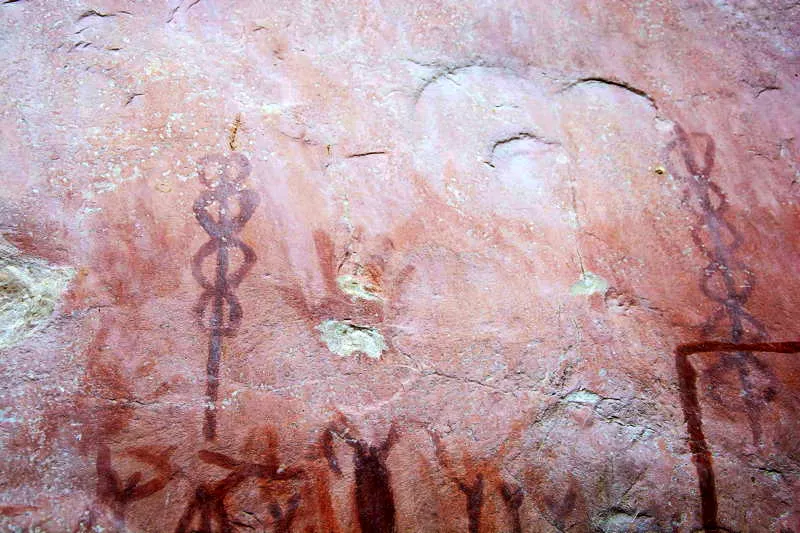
left=324, top=417, right=399, bottom=533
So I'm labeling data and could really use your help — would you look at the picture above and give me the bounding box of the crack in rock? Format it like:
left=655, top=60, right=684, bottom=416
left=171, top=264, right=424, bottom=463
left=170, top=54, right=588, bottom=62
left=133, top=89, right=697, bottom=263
left=562, top=76, right=657, bottom=109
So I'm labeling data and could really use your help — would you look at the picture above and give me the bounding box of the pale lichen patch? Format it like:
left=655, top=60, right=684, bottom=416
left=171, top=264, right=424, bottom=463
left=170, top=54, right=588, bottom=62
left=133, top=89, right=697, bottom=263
left=317, top=319, right=386, bottom=359
left=563, top=389, right=602, bottom=405
left=569, top=271, right=609, bottom=296
left=0, top=238, right=74, bottom=350
left=336, top=274, right=382, bottom=302
left=594, top=509, right=655, bottom=532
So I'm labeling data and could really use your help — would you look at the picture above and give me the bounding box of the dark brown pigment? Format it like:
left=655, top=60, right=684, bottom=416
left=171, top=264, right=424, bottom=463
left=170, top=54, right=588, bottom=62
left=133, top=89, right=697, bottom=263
left=175, top=448, right=303, bottom=532
left=89, top=444, right=173, bottom=529
left=675, top=341, right=800, bottom=531
left=192, top=153, right=259, bottom=440
left=666, top=126, right=778, bottom=445
left=459, top=474, right=484, bottom=533
left=428, top=430, right=490, bottom=533
left=326, top=423, right=399, bottom=533
left=500, top=481, right=524, bottom=533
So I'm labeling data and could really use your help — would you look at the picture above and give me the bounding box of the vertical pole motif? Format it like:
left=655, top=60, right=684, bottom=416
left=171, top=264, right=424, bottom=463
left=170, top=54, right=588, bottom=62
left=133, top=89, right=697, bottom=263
left=192, top=153, right=260, bottom=440
left=666, top=126, right=777, bottom=444
left=666, top=126, right=790, bottom=530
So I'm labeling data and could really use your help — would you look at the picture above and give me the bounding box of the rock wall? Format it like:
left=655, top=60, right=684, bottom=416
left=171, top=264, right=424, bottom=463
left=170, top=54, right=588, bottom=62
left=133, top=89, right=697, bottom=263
left=1, top=1, right=799, bottom=531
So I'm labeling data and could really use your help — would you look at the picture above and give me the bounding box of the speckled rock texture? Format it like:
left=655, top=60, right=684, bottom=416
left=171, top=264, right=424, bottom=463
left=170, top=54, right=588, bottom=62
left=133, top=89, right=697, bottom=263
left=1, top=1, right=799, bottom=532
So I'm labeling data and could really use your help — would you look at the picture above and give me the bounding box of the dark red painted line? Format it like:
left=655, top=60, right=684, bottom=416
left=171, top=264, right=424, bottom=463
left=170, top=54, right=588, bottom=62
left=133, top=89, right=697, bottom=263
left=675, top=341, right=800, bottom=531
left=191, top=153, right=259, bottom=440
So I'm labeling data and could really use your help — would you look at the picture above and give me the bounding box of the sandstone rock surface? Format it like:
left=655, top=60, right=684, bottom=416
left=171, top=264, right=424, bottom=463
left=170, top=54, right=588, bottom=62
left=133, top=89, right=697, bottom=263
left=1, top=1, right=799, bottom=531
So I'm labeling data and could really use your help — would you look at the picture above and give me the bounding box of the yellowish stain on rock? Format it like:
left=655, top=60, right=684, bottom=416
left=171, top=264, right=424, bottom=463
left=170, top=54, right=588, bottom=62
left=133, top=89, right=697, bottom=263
left=336, top=274, right=382, bottom=302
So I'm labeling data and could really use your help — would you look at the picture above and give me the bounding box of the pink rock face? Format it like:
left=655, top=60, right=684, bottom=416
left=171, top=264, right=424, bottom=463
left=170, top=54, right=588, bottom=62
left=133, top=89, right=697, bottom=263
left=1, top=1, right=799, bottom=531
